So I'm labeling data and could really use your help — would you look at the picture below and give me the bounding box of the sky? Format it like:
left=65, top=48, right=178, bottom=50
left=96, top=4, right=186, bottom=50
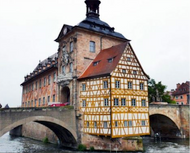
left=0, top=0, right=189, bottom=107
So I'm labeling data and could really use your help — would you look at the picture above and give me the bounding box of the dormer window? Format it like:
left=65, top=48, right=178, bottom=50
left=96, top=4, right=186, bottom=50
left=108, top=58, right=113, bottom=63
left=93, top=61, right=99, bottom=66
left=133, top=70, right=137, bottom=75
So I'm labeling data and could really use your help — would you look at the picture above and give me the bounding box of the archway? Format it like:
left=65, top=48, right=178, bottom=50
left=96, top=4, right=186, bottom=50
left=61, top=86, right=70, bottom=103
left=0, top=116, right=77, bottom=148
left=150, top=114, right=181, bottom=138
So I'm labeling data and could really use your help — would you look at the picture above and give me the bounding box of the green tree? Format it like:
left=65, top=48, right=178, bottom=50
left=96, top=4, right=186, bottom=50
left=148, top=79, right=175, bottom=104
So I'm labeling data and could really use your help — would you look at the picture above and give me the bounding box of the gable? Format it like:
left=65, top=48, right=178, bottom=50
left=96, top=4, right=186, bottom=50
left=111, top=44, right=149, bottom=80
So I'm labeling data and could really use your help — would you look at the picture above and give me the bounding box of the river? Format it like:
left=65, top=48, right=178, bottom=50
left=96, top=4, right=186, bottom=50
left=0, top=133, right=189, bottom=153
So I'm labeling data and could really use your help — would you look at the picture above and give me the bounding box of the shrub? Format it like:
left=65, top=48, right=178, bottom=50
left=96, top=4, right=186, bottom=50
left=78, top=144, right=87, bottom=151
left=42, top=137, right=49, bottom=143
left=90, top=146, right=95, bottom=151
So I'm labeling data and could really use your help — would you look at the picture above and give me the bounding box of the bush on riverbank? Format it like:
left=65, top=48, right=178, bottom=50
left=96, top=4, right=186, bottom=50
left=42, top=137, right=49, bottom=144
left=78, top=144, right=86, bottom=151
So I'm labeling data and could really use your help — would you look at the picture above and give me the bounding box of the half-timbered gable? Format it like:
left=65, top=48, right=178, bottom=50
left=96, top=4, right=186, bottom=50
left=78, top=41, right=150, bottom=138
left=110, top=43, right=149, bottom=138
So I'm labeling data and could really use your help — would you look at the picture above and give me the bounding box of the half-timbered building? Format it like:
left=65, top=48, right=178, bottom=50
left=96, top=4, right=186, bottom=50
left=79, top=42, right=150, bottom=138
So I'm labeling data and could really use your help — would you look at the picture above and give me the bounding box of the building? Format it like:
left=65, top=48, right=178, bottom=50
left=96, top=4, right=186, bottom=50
left=20, top=0, right=150, bottom=144
left=172, top=81, right=190, bottom=105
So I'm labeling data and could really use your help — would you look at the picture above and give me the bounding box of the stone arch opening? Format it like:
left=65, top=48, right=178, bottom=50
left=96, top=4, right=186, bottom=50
left=150, top=114, right=181, bottom=138
left=0, top=116, right=77, bottom=148
left=61, top=86, right=70, bottom=103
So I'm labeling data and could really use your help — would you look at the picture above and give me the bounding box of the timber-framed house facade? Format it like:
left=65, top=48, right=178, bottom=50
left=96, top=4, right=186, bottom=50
left=79, top=42, right=150, bottom=138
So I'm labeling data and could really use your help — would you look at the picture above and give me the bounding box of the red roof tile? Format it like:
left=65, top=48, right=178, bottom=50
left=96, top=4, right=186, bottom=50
left=78, top=41, right=129, bottom=79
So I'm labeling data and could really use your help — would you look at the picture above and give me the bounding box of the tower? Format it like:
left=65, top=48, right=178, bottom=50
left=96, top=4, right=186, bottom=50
left=85, top=0, right=101, bottom=18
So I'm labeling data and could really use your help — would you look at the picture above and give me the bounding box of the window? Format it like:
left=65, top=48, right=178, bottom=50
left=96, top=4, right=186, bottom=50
left=48, top=96, right=50, bottom=103
left=103, top=81, right=108, bottom=89
left=127, top=57, right=131, bottom=61
left=62, top=46, right=66, bottom=52
left=176, top=96, right=178, bottom=99
left=181, top=102, right=184, bottom=105
left=43, top=97, right=45, bottom=105
left=141, top=120, right=146, bottom=126
left=39, top=98, right=41, bottom=106
left=70, top=63, right=73, bottom=72
left=104, top=98, right=109, bottom=106
left=128, top=82, right=132, bottom=89
left=82, top=84, right=86, bottom=91
left=82, top=100, right=86, bottom=107
left=128, top=120, right=133, bottom=127
left=48, top=75, right=51, bottom=85
left=32, top=83, right=34, bottom=91
left=94, top=121, right=97, bottom=128
left=115, top=80, right=120, bottom=88
left=180, top=96, right=183, bottom=99
left=44, top=77, right=46, bottom=87
left=124, top=121, right=128, bottom=127
left=140, top=83, right=144, bottom=90
left=121, top=98, right=126, bottom=106
left=70, top=41, right=73, bottom=52
left=62, top=66, right=65, bottom=74
left=108, top=58, right=113, bottom=63
left=53, top=72, right=56, bottom=82
left=141, top=99, right=146, bottom=107
left=122, top=69, right=126, bottom=73
left=53, top=95, right=55, bottom=102
left=31, top=100, right=33, bottom=107
left=93, top=61, right=99, bottom=66
left=90, top=41, right=95, bottom=52
left=103, top=121, right=108, bottom=128
left=133, top=70, right=137, bottom=75
left=39, top=79, right=41, bottom=88
left=115, top=121, right=118, bottom=127
left=35, top=99, right=37, bottom=107
left=131, top=99, right=136, bottom=106
left=35, top=81, right=37, bottom=90
left=87, top=121, right=89, bottom=127
left=114, top=98, right=119, bottom=106
left=28, top=101, right=30, bottom=107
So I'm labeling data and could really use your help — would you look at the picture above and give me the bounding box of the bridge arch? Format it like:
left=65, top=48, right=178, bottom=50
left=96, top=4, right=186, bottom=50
left=149, top=113, right=181, bottom=138
left=0, top=116, right=77, bottom=147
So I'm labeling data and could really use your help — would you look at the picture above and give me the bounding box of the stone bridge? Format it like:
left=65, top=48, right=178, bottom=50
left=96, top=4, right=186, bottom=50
left=149, top=104, right=189, bottom=138
left=0, top=107, right=78, bottom=148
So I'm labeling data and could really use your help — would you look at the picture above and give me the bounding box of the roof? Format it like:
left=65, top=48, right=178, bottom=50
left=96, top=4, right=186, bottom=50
left=55, top=17, right=128, bottom=42
left=21, top=53, right=58, bottom=86
left=77, top=17, right=127, bottom=40
left=172, top=81, right=190, bottom=96
left=78, top=41, right=129, bottom=79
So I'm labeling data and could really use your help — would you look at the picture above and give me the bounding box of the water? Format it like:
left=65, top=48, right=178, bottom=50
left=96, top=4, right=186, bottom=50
left=0, top=133, right=189, bottom=153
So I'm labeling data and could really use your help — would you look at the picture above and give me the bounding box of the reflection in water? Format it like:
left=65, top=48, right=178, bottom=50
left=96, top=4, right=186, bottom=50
left=0, top=133, right=189, bottom=153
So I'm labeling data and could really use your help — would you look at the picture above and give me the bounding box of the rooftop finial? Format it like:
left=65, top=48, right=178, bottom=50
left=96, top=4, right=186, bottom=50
left=85, top=0, right=101, bottom=18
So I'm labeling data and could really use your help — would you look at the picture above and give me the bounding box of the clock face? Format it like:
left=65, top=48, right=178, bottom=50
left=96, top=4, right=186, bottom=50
left=63, top=27, right=67, bottom=35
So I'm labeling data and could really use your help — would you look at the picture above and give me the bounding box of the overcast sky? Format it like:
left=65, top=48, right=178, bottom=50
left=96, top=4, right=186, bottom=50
left=0, top=0, right=189, bottom=107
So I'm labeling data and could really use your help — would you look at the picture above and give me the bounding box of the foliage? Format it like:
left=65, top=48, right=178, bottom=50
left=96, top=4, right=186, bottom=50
left=42, top=137, right=49, bottom=143
left=148, top=79, right=175, bottom=104
left=90, top=146, right=95, bottom=151
left=78, top=144, right=87, bottom=151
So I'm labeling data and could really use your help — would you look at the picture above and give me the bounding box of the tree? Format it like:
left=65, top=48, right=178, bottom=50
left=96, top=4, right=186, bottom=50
left=148, top=79, right=175, bottom=104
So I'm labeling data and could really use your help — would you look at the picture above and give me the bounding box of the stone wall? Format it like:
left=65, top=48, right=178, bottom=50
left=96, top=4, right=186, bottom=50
left=22, top=122, right=58, bottom=144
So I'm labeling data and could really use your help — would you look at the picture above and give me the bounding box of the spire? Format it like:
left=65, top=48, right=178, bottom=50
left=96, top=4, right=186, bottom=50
left=85, top=0, right=101, bottom=18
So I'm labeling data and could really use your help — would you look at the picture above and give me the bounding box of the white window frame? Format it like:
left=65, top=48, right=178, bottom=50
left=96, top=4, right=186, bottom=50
left=141, top=99, right=146, bottom=107
left=82, top=84, right=86, bottom=91
left=90, top=41, right=95, bottom=52
left=131, top=99, right=136, bottom=106
left=114, top=98, right=119, bottom=106
left=121, top=98, right=126, bottom=106
left=103, top=121, right=108, bottom=128
left=115, top=80, right=120, bottom=88
left=140, top=83, right=144, bottom=90
left=104, top=98, right=109, bottom=106
left=103, top=81, right=108, bottom=89
left=82, top=100, right=86, bottom=107
left=128, top=82, right=132, bottom=89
